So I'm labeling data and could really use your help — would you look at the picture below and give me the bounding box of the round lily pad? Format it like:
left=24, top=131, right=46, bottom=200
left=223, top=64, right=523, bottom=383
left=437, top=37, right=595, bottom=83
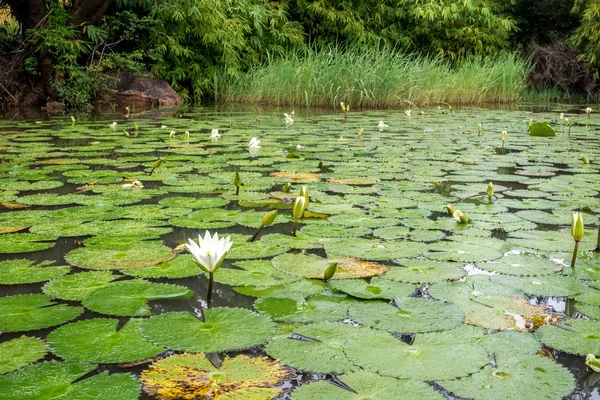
left=0, top=336, right=47, bottom=374
left=300, top=224, right=371, bottom=238
left=478, top=254, right=559, bottom=276
left=385, top=259, right=466, bottom=283
left=42, top=271, right=123, bottom=301
left=329, top=276, right=414, bottom=299
left=0, top=361, right=140, bottom=400
left=441, top=355, right=575, bottom=400
left=0, top=259, right=70, bottom=285
left=159, top=196, right=229, bottom=209
left=139, top=309, right=276, bottom=352
left=233, top=279, right=326, bottom=298
left=349, top=298, right=464, bottom=333
left=47, top=318, right=164, bottom=363
left=426, top=239, right=503, bottom=262
left=476, top=330, right=541, bottom=359
left=214, top=260, right=300, bottom=287
left=324, top=238, right=427, bottom=260
left=535, top=319, right=600, bottom=355
left=259, top=233, right=322, bottom=250
left=65, top=242, right=175, bottom=270
left=292, top=371, right=444, bottom=400
left=0, top=294, right=83, bottom=332
left=255, top=292, right=355, bottom=323
left=344, top=327, right=489, bottom=380
left=0, top=233, right=56, bottom=253
left=82, top=280, right=193, bottom=316
left=490, top=274, right=587, bottom=297
left=271, top=253, right=388, bottom=279
left=141, top=353, right=289, bottom=400
left=122, top=254, right=203, bottom=279
left=266, top=322, right=369, bottom=374
left=575, top=303, right=600, bottom=319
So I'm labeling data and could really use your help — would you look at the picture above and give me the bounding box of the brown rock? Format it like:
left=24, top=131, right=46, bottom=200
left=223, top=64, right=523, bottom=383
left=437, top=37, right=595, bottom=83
left=41, top=101, right=65, bottom=113
left=106, top=74, right=182, bottom=109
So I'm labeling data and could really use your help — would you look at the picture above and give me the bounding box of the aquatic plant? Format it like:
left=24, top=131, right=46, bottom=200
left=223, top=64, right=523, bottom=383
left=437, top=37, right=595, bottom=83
left=250, top=210, right=278, bottom=242
left=571, top=212, right=584, bottom=268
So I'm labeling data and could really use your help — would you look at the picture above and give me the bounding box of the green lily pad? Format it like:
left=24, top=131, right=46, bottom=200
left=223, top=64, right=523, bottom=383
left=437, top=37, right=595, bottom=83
left=385, top=259, right=466, bottom=283
left=42, top=271, right=123, bottom=301
left=0, top=259, right=70, bottom=285
left=233, top=279, right=326, bottom=298
left=300, top=224, right=371, bottom=238
left=214, top=260, right=300, bottom=287
left=255, top=292, right=355, bottom=323
left=329, top=276, right=414, bottom=299
left=0, top=336, right=47, bottom=374
left=0, top=294, right=83, bottom=332
left=478, top=254, right=559, bottom=276
left=0, top=361, right=140, bottom=400
left=426, top=239, right=503, bottom=262
left=82, top=280, right=193, bottom=316
left=490, top=274, right=587, bottom=297
left=292, top=371, right=444, bottom=400
left=324, top=238, right=427, bottom=260
left=141, top=353, right=289, bottom=400
left=271, top=253, right=388, bottom=279
left=344, top=327, right=489, bottom=380
left=349, top=297, right=464, bottom=333
left=65, top=242, right=175, bottom=270
left=529, top=122, right=556, bottom=137
left=0, top=233, right=56, bottom=253
left=123, top=254, right=203, bottom=279
left=139, top=309, right=276, bottom=352
left=47, top=318, right=164, bottom=363
left=159, top=196, right=230, bottom=209
left=535, top=319, right=600, bottom=355
left=259, top=233, right=322, bottom=250
left=266, top=322, right=369, bottom=374
left=442, top=355, right=575, bottom=400
left=476, top=330, right=542, bottom=359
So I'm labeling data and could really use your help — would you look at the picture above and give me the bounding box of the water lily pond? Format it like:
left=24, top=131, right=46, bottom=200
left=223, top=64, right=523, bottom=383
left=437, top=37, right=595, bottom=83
left=0, top=106, right=599, bottom=399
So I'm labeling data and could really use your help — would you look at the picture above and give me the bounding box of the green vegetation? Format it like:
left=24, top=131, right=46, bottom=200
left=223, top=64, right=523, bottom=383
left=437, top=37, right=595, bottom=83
left=223, top=46, right=530, bottom=107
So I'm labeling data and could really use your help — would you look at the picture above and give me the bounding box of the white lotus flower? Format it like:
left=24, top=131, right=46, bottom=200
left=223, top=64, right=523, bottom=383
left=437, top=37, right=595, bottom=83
left=109, top=122, right=117, bottom=131
left=559, top=113, right=564, bottom=120
left=586, top=107, right=592, bottom=114
left=248, top=137, right=261, bottom=149
left=121, top=179, right=143, bottom=189
left=404, top=109, right=411, bottom=116
left=210, top=128, right=221, bottom=138
left=296, top=145, right=303, bottom=150
left=284, top=113, right=294, bottom=127
left=161, top=125, right=168, bottom=129
left=169, top=130, right=176, bottom=138
left=185, top=231, right=233, bottom=273
left=378, top=121, right=389, bottom=131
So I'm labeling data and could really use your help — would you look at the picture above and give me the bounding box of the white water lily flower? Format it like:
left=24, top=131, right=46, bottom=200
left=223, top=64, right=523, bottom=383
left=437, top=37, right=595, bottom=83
left=185, top=231, right=233, bottom=273
left=284, top=113, right=294, bottom=127
left=169, top=130, right=176, bottom=138
left=586, top=107, right=592, bottom=114
left=248, top=137, right=261, bottom=148
left=161, top=125, right=168, bottom=129
left=296, top=145, right=303, bottom=150
left=109, top=122, right=117, bottom=131
left=377, top=121, right=389, bottom=131
left=559, top=113, right=564, bottom=120
left=210, top=128, right=221, bottom=138
left=404, top=109, right=411, bottom=116
left=121, top=179, right=143, bottom=189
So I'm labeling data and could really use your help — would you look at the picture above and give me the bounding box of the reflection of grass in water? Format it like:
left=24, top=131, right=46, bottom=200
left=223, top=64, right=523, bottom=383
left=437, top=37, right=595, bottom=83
left=224, top=45, right=531, bottom=108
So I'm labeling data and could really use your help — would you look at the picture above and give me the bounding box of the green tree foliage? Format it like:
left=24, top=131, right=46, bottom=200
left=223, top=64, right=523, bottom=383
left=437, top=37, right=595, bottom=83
left=570, top=0, right=600, bottom=72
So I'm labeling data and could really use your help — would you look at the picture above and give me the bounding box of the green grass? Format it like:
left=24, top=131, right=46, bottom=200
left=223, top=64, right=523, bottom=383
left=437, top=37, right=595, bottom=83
left=220, top=46, right=532, bottom=108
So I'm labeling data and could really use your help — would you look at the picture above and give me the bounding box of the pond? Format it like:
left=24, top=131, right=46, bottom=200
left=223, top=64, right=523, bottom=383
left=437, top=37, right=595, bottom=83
left=0, top=105, right=599, bottom=399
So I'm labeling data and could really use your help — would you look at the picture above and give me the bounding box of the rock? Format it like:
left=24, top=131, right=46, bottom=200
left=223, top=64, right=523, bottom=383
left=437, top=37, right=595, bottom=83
left=41, top=101, right=65, bottom=113
left=106, top=74, right=182, bottom=109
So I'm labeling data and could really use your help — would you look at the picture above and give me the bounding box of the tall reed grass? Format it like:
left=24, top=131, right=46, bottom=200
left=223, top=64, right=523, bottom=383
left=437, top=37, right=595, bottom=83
left=220, top=46, right=531, bottom=108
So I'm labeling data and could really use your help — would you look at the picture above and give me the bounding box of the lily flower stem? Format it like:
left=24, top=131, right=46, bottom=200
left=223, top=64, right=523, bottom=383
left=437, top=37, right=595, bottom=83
left=235, top=187, right=239, bottom=196
left=206, top=272, right=214, bottom=304
left=571, top=240, right=580, bottom=268
left=293, top=219, right=298, bottom=237
left=596, top=225, right=600, bottom=252
left=250, top=225, right=263, bottom=242
left=149, top=168, right=155, bottom=176
left=501, top=142, right=505, bottom=155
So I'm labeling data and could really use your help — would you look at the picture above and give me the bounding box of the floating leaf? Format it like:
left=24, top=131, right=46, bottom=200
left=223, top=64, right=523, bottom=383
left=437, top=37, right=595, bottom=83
left=65, top=242, right=175, bottom=270
left=255, top=291, right=355, bottom=323
left=214, top=260, right=300, bottom=287
left=139, top=309, right=276, bottom=352
left=123, top=254, right=203, bottom=279
left=0, top=361, right=140, bottom=399
left=329, top=276, right=414, bottom=300
left=478, top=254, right=559, bottom=276
left=292, top=371, right=444, bottom=400
left=42, top=271, right=123, bottom=301
left=0, top=336, right=47, bottom=374
left=0, top=259, right=70, bottom=285
left=349, top=297, right=464, bottom=333
left=490, top=274, right=587, bottom=297
left=141, top=353, right=289, bottom=400
left=324, top=238, right=427, bottom=260
left=0, top=294, right=82, bottom=332
left=48, top=318, right=164, bottom=363
left=385, top=259, right=466, bottom=283
left=233, top=279, right=325, bottom=298
left=535, top=319, right=600, bottom=355
left=271, top=253, right=388, bottom=279
left=0, top=233, right=56, bottom=253
left=82, top=280, right=193, bottom=316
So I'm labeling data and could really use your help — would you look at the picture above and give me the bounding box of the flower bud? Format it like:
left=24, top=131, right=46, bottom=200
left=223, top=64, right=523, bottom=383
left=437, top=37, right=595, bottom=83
left=453, top=209, right=469, bottom=224
left=323, top=263, right=337, bottom=281
left=293, top=196, right=307, bottom=219
left=234, top=172, right=242, bottom=188
left=486, top=182, right=494, bottom=199
left=261, top=210, right=278, bottom=227
left=446, top=204, right=456, bottom=216
left=571, top=212, right=584, bottom=242
left=153, top=158, right=164, bottom=170
left=581, top=154, right=590, bottom=164
left=501, top=131, right=507, bottom=142
left=282, top=183, right=291, bottom=193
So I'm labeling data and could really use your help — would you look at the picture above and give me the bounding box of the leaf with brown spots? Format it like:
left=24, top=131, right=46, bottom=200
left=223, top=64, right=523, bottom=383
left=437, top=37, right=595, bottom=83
left=141, top=354, right=290, bottom=400
left=328, top=177, right=379, bottom=185
left=270, top=172, right=321, bottom=182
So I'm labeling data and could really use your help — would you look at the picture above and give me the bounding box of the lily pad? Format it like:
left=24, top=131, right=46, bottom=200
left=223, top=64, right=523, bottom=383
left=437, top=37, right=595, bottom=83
left=233, top=279, right=325, bottom=298
left=535, top=319, right=600, bottom=355
left=0, top=336, right=47, bottom=374
left=65, top=242, right=175, bottom=270
left=47, top=318, right=164, bottom=363
left=529, top=122, right=556, bottom=137
left=385, top=259, right=466, bottom=283
left=329, top=276, right=414, bottom=299
left=324, top=238, right=427, bottom=260
left=349, top=297, right=464, bottom=333
left=478, top=254, right=559, bottom=276
left=214, top=260, right=300, bottom=287
left=0, top=259, right=70, bottom=285
left=0, top=361, right=140, bottom=400
left=82, top=280, right=192, bottom=316
left=0, top=294, right=82, bottom=332
left=0, top=233, right=56, bottom=253
left=123, top=254, right=203, bottom=279
left=271, top=253, right=388, bottom=279
left=490, top=274, right=587, bottom=297
left=42, top=271, right=123, bottom=301
left=255, top=291, right=355, bottom=323
left=141, top=353, right=289, bottom=400
left=442, top=355, right=575, bottom=400
left=139, top=309, right=276, bottom=352
left=292, top=371, right=444, bottom=400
